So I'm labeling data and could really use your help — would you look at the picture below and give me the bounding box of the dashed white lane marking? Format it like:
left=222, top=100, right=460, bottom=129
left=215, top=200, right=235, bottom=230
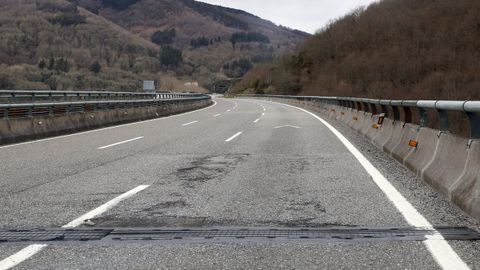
left=0, top=100, right=218, bottom=150
left=262, top=112, right=265, bottom=116
left=182, top=121, right=199, bottom=127
left=214, top=114, right=221, bottom=117
left=225, top=132, right=243, bottom=142
left=0, top=244, right=47, bottom=270
left=253, top=118, right=261, bottom=123
left=97, top=137, right=144, bottom=150
left=227, top=109, right=231, bottom=112
left=274, top=125, right=301, bottom=129
left=271, top=101, right=470, bottom=270
left=0, top=185, right=150, bottom=270
left=63, top=185, right=150, bottom=228
left=232, top=102, right=238, bottom=110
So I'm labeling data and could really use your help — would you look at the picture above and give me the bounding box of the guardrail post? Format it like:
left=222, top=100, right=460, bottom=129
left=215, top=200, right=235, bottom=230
left=347, top=100, right=354, bottom=110
left=362, top=101, right=370, bottom=114
left=419, top=108, right=428, bottom=127
left=466, top=112, right=480, bottom=139
left=391, top=105, right=400, bottom=122
left=437, top=109, right=450, bottom=132
left=380, top=104, right=389, bottom=117
left=402, top=106, right=412, bottom=123
left=354, top=101, right=360, bottom=111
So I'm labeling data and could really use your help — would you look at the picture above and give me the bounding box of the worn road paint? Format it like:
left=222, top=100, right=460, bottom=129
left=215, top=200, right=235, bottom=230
left=0, top=185, right=151, bottom=269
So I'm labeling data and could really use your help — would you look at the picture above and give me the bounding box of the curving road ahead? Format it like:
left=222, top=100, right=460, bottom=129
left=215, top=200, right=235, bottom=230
left=0, top=96, right=478, bottom=269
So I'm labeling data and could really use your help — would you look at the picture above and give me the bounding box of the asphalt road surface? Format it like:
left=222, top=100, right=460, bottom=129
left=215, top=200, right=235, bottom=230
left=0, top=96, right=479, bottom=269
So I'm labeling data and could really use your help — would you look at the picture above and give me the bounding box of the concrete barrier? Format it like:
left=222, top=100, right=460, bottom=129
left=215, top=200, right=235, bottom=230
left=359, top=112, right=373, bottom=136
left=403, top=128, right=439, bottom=175
left=422, top=133, right=469, bottom=195
left=365, top=118, right=379, bottom=140
left=390, top=123, right=419, bottom=162
left=0, top=99, right=212, bottom=145
left=383, top=121, right=406, bottom=154
left=373, top=118, right=395, bottom=147
left=450, top=141, right=480, bottom=220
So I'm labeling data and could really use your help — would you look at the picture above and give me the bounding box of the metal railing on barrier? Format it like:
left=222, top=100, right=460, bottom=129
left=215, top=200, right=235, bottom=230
left=238, top=94, right=480, bottom=140
left=0, top=90, right=208, bottom=104
left=0, top=94, right=211, bottom=119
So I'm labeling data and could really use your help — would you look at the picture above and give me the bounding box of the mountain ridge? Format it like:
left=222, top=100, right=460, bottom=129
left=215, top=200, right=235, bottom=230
left=0, top=0, right=308, bottom=91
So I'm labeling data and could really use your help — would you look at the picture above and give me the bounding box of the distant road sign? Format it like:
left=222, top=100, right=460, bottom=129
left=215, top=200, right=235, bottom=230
left=143, top=80, right=155, bottom=92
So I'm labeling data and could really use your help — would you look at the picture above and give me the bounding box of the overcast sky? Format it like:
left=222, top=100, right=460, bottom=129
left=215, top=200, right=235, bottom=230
left=198, top=0, right=380, bottom=34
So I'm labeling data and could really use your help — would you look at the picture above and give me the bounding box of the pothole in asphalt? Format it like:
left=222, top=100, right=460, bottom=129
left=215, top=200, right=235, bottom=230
left=174, top=154, right=249, bottom=187
left=143, top=200, right=189, bottom=212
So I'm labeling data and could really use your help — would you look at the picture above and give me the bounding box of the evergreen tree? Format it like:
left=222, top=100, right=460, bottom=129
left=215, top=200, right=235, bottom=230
left=48, top=56, right=55, bottom=70
left=90, top=61, right=102, bottom=74
left=159, top=46, right=182, bottom=68
left=38, top=60, right=46, bottom=69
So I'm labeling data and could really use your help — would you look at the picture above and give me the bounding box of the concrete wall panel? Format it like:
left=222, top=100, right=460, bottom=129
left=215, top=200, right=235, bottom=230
left=422, top=133, right=469, bottom=195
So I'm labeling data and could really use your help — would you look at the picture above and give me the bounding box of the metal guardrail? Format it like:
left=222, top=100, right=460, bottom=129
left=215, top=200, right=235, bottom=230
left=0, top=94, right=211, bottom=119
left=0, top=90, right=207, bottom=104
left=238, top=94, right=480, bottom=139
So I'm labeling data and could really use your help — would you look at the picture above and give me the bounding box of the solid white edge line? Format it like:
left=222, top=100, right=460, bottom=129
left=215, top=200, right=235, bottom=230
left=225, top=131, right=243, bottom=142
left=0, top=244, right=47, bottom=270
left=0, top=100, right=218, bottom=150
left=0, top=185, right=151, bottom=270
left=266, top=100, right=469, bottom=270
left=181, top=121, right=199, bottom=127
left=97, top=136, right=144, bottom=150
left=214, top=114, right=221, bottom=117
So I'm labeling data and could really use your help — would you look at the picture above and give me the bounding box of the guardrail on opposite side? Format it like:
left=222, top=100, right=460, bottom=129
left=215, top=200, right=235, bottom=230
left=0, top=90, right=208, bottom=104
left=0, top=93, right=211, bottom=119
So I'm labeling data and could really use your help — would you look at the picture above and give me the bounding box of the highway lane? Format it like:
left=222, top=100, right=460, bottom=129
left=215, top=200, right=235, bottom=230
left=0, top=97, right=479, bottom=269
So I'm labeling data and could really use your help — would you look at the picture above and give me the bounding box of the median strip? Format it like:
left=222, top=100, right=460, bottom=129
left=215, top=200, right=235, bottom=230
left=97, top=137, right=144, bottom=150
left=225, top=131, right=243, bottom=142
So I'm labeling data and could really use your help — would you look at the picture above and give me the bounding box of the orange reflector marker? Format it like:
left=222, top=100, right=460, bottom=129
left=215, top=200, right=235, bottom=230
left=341, top=112, right=345, bottom=115
left=373, top=124, right=379, bottom=129
left=409, top=140, right=418, bottom=148
left=331, top=109, right=336, bottom=112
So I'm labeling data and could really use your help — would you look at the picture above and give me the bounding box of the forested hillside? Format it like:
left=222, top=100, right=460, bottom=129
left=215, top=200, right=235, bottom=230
left=0, top=0, right=308, bottom=91
left=233, top=0, right=480, bottom=100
